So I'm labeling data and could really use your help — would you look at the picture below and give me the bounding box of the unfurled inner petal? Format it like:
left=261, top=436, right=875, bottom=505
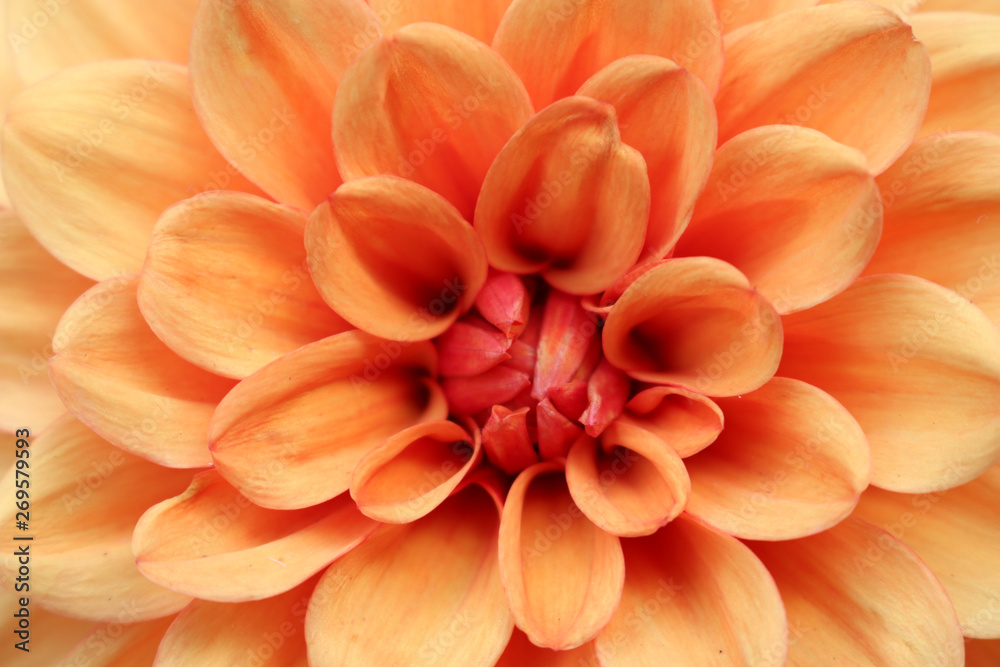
left=620, top=386, right=724, bottom=458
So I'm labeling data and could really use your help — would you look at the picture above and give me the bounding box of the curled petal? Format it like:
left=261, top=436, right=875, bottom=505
left=139, top=191, right=351, bottom=379
left=474, top=271, right=530, bottom=338
left=306, top=177, right=487, bottom=341
left=499, top=462, right=625, bottom=649
left=482, top=406, right=539, bottom=475
left=533, top=289, right=599, bottom=400
left=621, top=386, right=723, bottom=458
left=474, top=97, right=649, bottom=295
left=716, top=2, right=932, bottom=174
left=677, top=126, right=882, bottom=313
left=579, top=358, right=631, bottom=437
left=536, top=398, right=583, bottom=461
left=602, top=257, right=783, bottom=396
left=134, top=471, right=377, bottom=602
left=436, top=319, right=513, bottom=377
left=442, top=365, right=531, bottom=416
left=780, top=274, right=1000, bottom=493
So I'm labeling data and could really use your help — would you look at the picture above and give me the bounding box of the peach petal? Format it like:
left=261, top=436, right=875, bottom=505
left=334, top=22, right=532, bottom=219
left=0, top=416, right=192, bottom=620
left=190, top=0, right=378, bottom=209
left=495, top=629, right=599, bottom=666
left=139, top=191, right=351, bottom=380
left=676, top=126, right=882, bottom=313
left=351, top=420, right=481, bottom=523
left=482, top=406, right=539, bottom=475
left=499, top=462, right=625, bottom=649
left=751, top=517, right=964, bottom=666
left=566, top=422, right=690, bottom=537
left=716, top=2, right=932, bottom=174
left=602, top=257, right=784, bottom=396
left=1, top=60, right=258, bottom=280
left=853, top=463, right=1000, bottom=638
left=436, top=319, right=513, bottom=377
left=0, top=589, right=94, bottom=666
left=579, top=358, right=630, bottom=437
left=493, top=0, right=724, bottom=108
left=474, top=271, right=530, bottom=338
left=0, top=210, right=92, bottom=433
left=779, top=274, right=1000, bottom=493
left=368, top=0, right=513, bottom=45
left=536, top=399, right=583, bottom=461
left=577, top=55, right=717, bottom=259
left=134, top=470, right=377, bottom=602
left=60, top=616, right=176, bottom=667
left=306, top=177, right=487, bottom=341
left=911, top=13, right=1000, bottom=138
left=621, top=386, right=724, bottom=458
left=596, top=514, right=787, bottom=666
left=306, top=485, right=512, bottom=666
left=916, top=0, right=1000, bottom=12
left=50, top=277, right=235, bottom=468
left=715, top=0, right=818, bottom=33
left=864, top=132, right=1000, bottom=326
left=685, top=377, right=871, bottom=540
left=209, top=330, right=445, bottom=509
left=474, top=97, right=649, bottom=295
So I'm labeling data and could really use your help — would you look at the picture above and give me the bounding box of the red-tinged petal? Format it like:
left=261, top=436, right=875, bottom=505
left=503, top=339, right=537, bottom=375
left=474, top=97, right=649, bottom=295
left=210, top=330, right=445, bottom=509
left=686, top=377, right=871, bottom=540
left=442, top=365, right=531, bottom=415
left=566, top=422, right=690, bottom=537
left=968, top=639, right=1000, bottom=666
left=190, top=0, right=378, bottom=210
left=532, top=290, right=599, bottom=400
left=139, top=192, right=351, bottom=380
left=436, top=319, right=513, bottom=377
left=577, top=55, right=717, bottom=259
left=0, top=416, right=192, bottom=620
left=493, top=0, right=724, bottom=108
left=751, top=517, right=964, bottom=666
left=596, top=515, right=787, bottom=666
left=677, top=126, right=882, bottom=313
left=580, top=358, right=630, bottom=437
left=134, top=471, right=377, bottom=602
left=715, top=0, right=818, bottom=33
left=911, top=13, right=1000, bottom=138
left=351, top=420, right=480, bottom=523
left=474, top=271, right=530, bottom=338
left=853, top=463, right=1000, bottom=638
left=306, top=485, right=512, bottom=666
left=1, top=60, right=258, bottom=281
left=306, top=177, right=487, bottom=341
left=536, top=399, right=583, bottom=461
left=50, top=277, right=235, bottom=468
left=60, top=617, right=176, bottom=667
left=865, top=132, right=1000, bottom=325
left=0, top=589, right=94, bottom=666
left=496, top=629, right=599, bottom=667
left=499, top=462, right=624, bottom=649
left=482, top=406, right=539, bottom=475
left=716, top=2, right=932, bottom=174
left=548, top=381, right=589, bottom=423
left=8, top=0, right=198, bottom=83
left=603, top=257, right=784, bottom=396
left=0, top=210, right=92, bottom=433
left=621, top=386, right=724, bottom=458
left=334, top=22, right=532, bottom=219
left=368, top=0, right=513, bottom=44
left=154, top=576, right=317, bottom=666
left=780, top=274, right=1000, bottom=493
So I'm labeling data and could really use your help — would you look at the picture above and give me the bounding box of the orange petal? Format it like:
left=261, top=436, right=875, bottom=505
left=474, top=97, right=649, bottom=295
left=493, top=0, right=724, bottom=108
left=333, top=22, right=533, bottom=220
left=621, top=386, right=723, bottom=458
left=139, top=191, right=350, bottom=380
left=864, top=132, right=1000, bottom=325
left=577, top=55, right=717, bottom=259
left=566, top=421, right=690, bottom=537
left=596, top=514, right=787, bottom=666
left=715, top=0, right=818, bottom=33
left=911, top=13, right=1000, bottom=138
left=61, top=616, right=175, bottom=667
left=305, top=177, right=487, bottom=341
left=496, top=629, right=600, bottom=667
left=779, top=274, right=1000, bottom=493
left=915, top=0, right=1000, bottom=12
left=751, top=517, right=964, bottom=666
left=1, top=60, right=258, bottom=280
left=0, top=588, right=94, bottom=666
left=50, top=276, right=235, bottom=468
left=853, top=463, right=1000, bottom=638
left=474, top=270, right=530, bottom=338
left=134, top=470, right=377, bottom=602
left=351, top=420, right=481, bottom=523
left=7, top=0, right=198, bottom=83
left=0, top=416, right=192, bottom=620
left=499, top=462, right=624, bottom=649
left=436, top=318, right=513, bottom=377
left=209, top=330, right=446, bottom=509
left=602, top=257, right=784, bottom=396
left=306, top=484, right=512, bottom=666
left=482, top=406, right=539, bottom=475
left=716, top=2, right=932, bottom=174
left=579, top=358, right=631, bottom=437
left=0, top=209, right=92, bottom=433
left=685, top=377, right=871, bottom=540
left=676, top=125, right=882, bottom=313
left=967, top=639, right=1000, bottom=667
left=190, top=0, right=378, bottom=209
left=368, top=0, right=513, bottom=51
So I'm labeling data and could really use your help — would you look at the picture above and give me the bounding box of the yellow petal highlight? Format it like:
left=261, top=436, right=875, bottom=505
left=369, top=0, right=513, bottom=43
left=620, top=386, right=724, bottom=458
left=306, top=177, right=487, bottom=341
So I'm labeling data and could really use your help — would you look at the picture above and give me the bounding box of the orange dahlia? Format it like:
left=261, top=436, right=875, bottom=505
left=2, top=0, right=1000, bottom=665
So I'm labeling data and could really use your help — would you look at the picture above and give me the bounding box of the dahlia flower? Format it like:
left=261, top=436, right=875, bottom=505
left=1, top=0, right=1000, bottom=665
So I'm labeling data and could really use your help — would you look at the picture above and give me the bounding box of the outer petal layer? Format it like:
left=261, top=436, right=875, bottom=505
left=60, top=617, right=175, bottom=667
left=368, top=0, right=513, bottom=43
